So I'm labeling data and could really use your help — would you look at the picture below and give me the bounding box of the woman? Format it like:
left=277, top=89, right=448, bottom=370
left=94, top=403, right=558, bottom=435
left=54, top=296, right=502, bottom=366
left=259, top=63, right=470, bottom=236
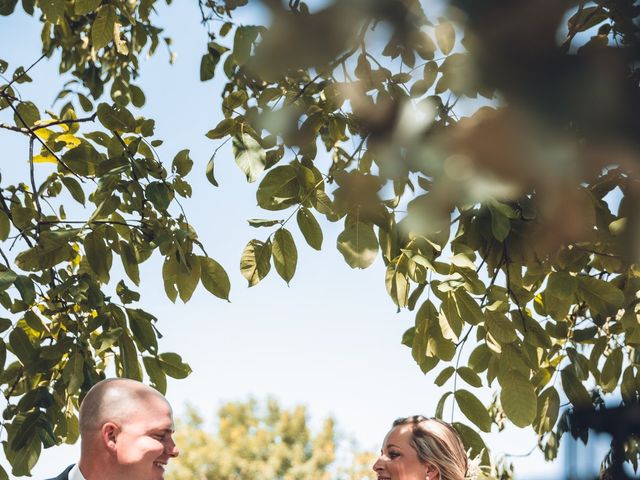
left=372, top=415, right=469, bottom=480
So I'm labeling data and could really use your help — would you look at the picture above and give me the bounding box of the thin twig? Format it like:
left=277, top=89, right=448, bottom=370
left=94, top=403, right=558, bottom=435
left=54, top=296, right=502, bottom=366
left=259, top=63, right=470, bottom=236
left=5, top=97, right=83, bottom=181
left=0, top=247, right=9, bottom=268
left=0, top=53, right=47, bottom=95
left=0, top=113, right=97, bottom=135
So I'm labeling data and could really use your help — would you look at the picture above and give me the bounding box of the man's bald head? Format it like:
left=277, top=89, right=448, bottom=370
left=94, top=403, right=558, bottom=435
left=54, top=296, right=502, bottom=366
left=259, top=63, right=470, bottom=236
left=79, top=378, right=170, bottom=435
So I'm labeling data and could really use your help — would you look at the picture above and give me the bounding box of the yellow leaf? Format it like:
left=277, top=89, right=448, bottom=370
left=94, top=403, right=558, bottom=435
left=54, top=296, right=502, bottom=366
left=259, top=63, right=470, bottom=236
left=32, top=153, right=57, bottom=164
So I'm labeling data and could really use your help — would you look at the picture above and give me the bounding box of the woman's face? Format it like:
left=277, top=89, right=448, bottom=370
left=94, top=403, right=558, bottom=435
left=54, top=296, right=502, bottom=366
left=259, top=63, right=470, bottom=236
left=372, top=425, right=434, bottom=480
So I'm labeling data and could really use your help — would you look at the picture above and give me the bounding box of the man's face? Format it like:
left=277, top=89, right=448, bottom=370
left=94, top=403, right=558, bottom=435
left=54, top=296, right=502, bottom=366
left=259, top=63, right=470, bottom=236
left=114, top=395, right=179, bottom=480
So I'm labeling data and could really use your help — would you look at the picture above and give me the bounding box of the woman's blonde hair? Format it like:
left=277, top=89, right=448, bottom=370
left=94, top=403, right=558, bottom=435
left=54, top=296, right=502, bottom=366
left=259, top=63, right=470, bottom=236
left=392, top=415, right=468, bottom=480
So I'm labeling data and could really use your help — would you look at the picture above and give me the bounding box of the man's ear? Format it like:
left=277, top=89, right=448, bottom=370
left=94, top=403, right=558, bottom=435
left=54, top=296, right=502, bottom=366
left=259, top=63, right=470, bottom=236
left=101, top=422, right=120, bottom=452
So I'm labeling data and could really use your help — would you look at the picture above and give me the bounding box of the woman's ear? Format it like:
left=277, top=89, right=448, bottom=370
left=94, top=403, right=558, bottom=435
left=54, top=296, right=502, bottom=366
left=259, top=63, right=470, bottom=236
left=425, top=462, right=440, bottom=480
left=101, top=422, right=120, bottom=452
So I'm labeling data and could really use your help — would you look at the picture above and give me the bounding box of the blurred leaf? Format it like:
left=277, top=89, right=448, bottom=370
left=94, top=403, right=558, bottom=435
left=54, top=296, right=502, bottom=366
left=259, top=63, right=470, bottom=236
left=234, top=133, right=266, bottom=183
left=337, top=221, right=378, bottom=269
left=435, top=20, right=455, bottom=55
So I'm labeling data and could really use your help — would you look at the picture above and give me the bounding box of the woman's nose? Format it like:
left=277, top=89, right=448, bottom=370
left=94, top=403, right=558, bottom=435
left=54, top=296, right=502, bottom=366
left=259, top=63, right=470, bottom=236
left=372, top=456, right=384, bottom=472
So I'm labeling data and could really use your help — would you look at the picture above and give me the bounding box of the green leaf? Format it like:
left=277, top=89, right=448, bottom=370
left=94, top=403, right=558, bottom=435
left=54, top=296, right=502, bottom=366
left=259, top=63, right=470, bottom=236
left=233, top=133, right=266, bottom=183
left=206, top=118, right=236, bottom=140
left=453, top=422, right=489, bottom=465
left=84, top=230, right=111, bottom=283
left=601, top=348, right=623, bottom=393
left=500, top=371, right=537, bottom=427
left=337, top=221, right=378, bottom=269
left=74, top=0, right=100, bottom=15
left=60, top=176, right=85, bottom=205
left=457, top=366, right=482, bottom=388
left=435, top=20, right=455, bottom=55
left=0, top=209, right=10, bottom=240
left=130, top=85, right=145, bottom=107
left=9, top=327, right=36, bottom=365
left=199, top=255, right=230, bottom=301
left=489, top=204, right=510, bottom=241
left=62, top=351, right=85, bottom=395
left=0, top=340, right=5, bottom=372
left=162, top=256, right=178, bottom=303
left=386, top=257, right=409, bottom=308
left=454, top=289, right=484, bottom=325
left=200, top=53, right=217, bottom=81
left=232, top=25, right=257, bottom=64
left=0, top=0, right=18, bottom=16
left=469, top=343, right=491, bottom=373
left=568, top=6, right=607, bottom=32
left=435, top=391, right=452, bottom=419
left=14, top=275, right=35, bottom=304
left=143, top=356, right=167, bottom=394
left=576, top=275, right=624, bottom=315
left=176, top=255, right=201, bottom=303
left=422, top=61, right=438, bottom=90
left=434, top=366, right=455, bottom=386
left=126, top=308, right=158, bottom=354
left=15, top=237, right=76, bottom=271
left=172, top=149, right=193, bottom=176
left=256, top=165, right=299, bottom=211
left=14, top=101, right=39, bottom=127
left=38, top=0, right=64, bottom=23
left=7, top=421, right=41, bottom=475
left=97, top=102, right=136, bottom=132
left=240, top=239, right=271, bottom=287
left=440, top=291, right=463, bottom=340
left=534, top=387, right=560, bottom=435
left=62, top=141, right=102, bottom=176
left=296, top=207, right=322, bottom=250
left=546, top=271, right=577, bottom=299
left=119, top=241, right=140, bottom=285
left=485, top=311, right=517, bottom=343
left=561, top=367, right=591, bottom=407
left=272, top=229, right=297, bottom=284
left=205, top=158, right=218, bottom=187
left=455, top=389, right=492, bottom=432
left=146, top=181, right=174, bottom=211
left=119, top=334, right=142, bottom=381
left=0, top=269, right=17, bottom=291
left=248, top=219, right=281, bottom=228
left=91, top=5, right=116, bottom=51
left=158, top=352, right=192, bottom=379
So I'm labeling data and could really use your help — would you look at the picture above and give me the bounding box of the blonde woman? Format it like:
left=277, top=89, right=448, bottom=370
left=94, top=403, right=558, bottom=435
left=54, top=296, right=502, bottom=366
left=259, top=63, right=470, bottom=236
left=373, top=415, right=469, bottom=480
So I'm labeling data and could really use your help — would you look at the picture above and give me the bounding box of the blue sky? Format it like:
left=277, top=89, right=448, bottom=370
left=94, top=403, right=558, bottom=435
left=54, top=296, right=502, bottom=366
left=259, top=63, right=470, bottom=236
left=0, top=2, right=600, bottom=478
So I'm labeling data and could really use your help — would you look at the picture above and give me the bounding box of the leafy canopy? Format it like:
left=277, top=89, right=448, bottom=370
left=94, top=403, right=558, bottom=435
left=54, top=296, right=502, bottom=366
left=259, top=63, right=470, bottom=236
left=1, top=0, right=639, bottom=477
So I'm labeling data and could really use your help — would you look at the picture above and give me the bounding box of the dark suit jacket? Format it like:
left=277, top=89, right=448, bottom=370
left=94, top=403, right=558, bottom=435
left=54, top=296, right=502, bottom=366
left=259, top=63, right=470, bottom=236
left=45, top=465, right=73, bottom=480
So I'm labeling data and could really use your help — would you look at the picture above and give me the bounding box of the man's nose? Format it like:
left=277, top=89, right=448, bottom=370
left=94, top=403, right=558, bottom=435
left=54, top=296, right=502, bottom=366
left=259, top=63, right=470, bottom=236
left=167, top=438, right=179, bottom=457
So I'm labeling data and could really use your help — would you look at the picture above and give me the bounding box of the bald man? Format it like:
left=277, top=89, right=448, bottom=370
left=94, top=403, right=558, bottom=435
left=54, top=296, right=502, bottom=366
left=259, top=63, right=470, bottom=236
left=46, top=378, right=179, bottom=480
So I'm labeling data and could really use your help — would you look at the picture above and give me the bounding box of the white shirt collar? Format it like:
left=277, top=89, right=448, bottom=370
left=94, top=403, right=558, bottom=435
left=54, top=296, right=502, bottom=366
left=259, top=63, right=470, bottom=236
left=69, top=464, right=86, bottom=480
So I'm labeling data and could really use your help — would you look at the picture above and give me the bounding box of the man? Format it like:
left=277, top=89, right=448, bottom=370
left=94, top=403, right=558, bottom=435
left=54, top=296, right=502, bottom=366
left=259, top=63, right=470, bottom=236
left=46, top=378, right=179, bottom=480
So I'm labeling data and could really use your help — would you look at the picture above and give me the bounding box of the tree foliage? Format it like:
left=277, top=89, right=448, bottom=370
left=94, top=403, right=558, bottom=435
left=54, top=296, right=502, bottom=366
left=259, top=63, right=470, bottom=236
left=1, top=0, right=640, bottom=477
left=167, top=398, right=374, bottom=480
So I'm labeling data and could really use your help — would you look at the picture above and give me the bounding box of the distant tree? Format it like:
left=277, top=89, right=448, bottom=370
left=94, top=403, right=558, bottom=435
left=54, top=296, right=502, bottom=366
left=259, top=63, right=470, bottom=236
left=166, top=398, right=374, bottom=480
left=1, top=0, right=640, bottom=477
